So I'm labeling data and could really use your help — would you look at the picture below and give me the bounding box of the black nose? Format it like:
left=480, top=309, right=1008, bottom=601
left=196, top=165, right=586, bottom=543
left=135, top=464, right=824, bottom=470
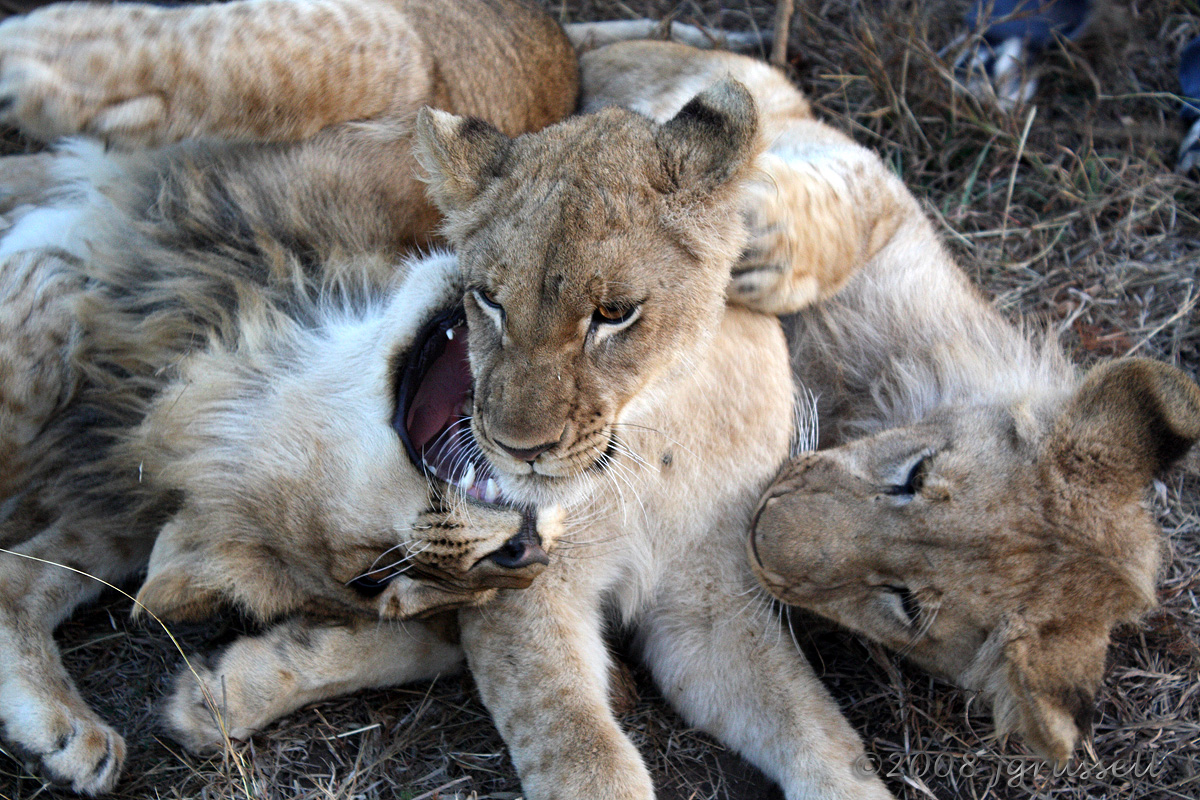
left=489, top=517, right=549, bottom=570
left=495, top=438, right=557, bottom=463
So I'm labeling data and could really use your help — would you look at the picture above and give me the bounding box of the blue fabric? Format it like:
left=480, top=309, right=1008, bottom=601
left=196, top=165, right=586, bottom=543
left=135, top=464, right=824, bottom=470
left=1181, top=37, right=1200, bottom=121
left=967, top=0, right=1093, bottom=49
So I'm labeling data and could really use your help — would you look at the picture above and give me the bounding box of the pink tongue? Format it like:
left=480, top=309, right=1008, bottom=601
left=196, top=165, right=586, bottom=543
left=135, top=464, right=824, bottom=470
left=406, top=328, right=471, bottom=453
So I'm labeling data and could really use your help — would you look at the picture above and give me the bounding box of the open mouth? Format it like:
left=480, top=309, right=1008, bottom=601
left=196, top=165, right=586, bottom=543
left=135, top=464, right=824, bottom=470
left=392, top=305, right=513, bottom=506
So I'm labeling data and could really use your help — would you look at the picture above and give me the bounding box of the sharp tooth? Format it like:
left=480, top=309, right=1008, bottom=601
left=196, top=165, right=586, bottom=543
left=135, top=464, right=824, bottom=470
left=484, top=478, right=499, bottom=503
left=446, top=327, right=455, bottom=340
left=458, top=462, right=476, bottom=492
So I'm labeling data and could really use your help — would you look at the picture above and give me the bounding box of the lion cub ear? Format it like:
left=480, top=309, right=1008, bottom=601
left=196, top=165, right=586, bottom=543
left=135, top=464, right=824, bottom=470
left=1050, top=358, right=1200, bottom=493
left=135, top=508, right=304, bottom=622
left=413, top=107, right=511, bottom=213
left=966, top=615, right=1108, bottom=765
left=654, top=77, right=760, bottom=199
left=135, top=512, right=226, bottom=622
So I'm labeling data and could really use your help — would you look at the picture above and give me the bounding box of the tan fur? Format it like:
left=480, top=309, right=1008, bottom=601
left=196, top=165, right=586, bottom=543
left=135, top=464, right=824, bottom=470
left=742, top=84, right=1200, bottom=764
left=0, top=249, right=78, bottom=498
left=410, top=43, right=893, bottom=800
left=0, top=1, right=578, bottom=793
left=0, top=152, right=60, bottom=215
left=163, top=617, right=465, bottom=753
left=0, top=0, right=577, bottom=251
left=0, top=0, right=576, bottom=146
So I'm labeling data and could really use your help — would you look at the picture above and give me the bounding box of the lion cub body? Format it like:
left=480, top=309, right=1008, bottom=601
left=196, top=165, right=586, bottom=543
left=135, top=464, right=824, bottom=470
left=0, top=0, right=577, bottom=793
left=411, top=41, right=904, bottom=800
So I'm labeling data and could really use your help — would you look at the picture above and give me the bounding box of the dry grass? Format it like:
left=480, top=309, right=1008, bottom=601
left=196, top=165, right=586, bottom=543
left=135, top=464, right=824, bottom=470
left=2, top=1, right=1198, bottom=798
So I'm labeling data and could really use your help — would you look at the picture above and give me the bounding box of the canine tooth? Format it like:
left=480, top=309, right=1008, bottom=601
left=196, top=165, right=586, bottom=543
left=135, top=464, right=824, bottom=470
left=446, top=328, right=455, bottom=340
left=484, top=478, right=500, bottom=503
left=459, top=462, right=476, bottom=491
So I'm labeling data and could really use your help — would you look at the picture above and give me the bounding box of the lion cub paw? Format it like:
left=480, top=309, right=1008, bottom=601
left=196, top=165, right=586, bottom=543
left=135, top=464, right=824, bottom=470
left=731, top=190, right=806, bottom=312
left=730, top=149, right=907, bottom=315
left=1, top=694, right=125, bottom=795
left=0, top=10, right=169, bottom=145
left=161, top=660, right=248, bottom=755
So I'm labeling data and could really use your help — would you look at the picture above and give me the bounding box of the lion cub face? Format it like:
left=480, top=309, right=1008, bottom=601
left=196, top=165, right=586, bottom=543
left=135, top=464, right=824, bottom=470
left=414, top=81, right=761, bottom=506
left=751, top=358, right=1200, bottom=764
left=135, top=254, right=564, bottom=624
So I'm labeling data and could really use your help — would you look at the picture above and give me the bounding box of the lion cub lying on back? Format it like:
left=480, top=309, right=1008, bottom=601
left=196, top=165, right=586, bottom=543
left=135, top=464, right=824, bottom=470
left=0, top=0, right=578, bottom=794
left=588, top=43, right=1200, bottom=772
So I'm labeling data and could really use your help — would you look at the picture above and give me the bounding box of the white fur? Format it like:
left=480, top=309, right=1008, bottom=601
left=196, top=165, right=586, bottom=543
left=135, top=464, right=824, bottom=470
left=0, top=203, right=90, bottom=259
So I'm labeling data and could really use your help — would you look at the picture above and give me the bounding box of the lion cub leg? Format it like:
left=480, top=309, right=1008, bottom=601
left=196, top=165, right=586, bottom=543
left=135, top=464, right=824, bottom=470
left=163, top=617, right=465, bottom=753
left=460, top=580, right=653, bottom=800
left=0, top=0, right=431, bottom=146
left=636, top=560, right=895, bottom=800
left=0, top=250, right=80, bottom=498
left=0, top=518, right=152, bottom=795
left=730, top=124, right=910, bottom=315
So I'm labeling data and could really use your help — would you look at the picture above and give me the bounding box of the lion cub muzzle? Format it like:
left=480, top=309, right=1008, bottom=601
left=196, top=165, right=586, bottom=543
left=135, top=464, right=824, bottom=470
left=391, top=305, right=560, bottom=591
left=464, top=509, right=551, bottom=589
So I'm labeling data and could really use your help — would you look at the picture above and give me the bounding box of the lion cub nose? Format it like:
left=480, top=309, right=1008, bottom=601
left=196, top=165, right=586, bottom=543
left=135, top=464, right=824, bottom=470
left=489, top=528, right=550, bottom=570
left=495, top=439, right=558, bottom=463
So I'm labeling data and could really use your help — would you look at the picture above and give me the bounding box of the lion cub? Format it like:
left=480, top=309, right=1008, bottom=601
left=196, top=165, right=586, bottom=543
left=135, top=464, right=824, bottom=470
left=3, top=6, right=1190, bottom=800
left=0, top=0, right=577, bottom=794
left=421, top=39, right=1199, bottom=794
left=581, top=40, right=1200, bottom=771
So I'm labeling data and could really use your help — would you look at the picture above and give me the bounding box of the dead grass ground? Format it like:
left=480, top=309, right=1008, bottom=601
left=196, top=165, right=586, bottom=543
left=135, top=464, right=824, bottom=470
left=1, top=1, right=1197, bottom=798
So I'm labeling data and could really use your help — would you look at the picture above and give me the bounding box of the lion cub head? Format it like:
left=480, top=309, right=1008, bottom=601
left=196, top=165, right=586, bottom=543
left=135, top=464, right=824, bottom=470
left=413, top=80, right=761, bottom=506
left=750, top=358, right=1200, bottom=764
left=133, top=254, right=564, bottom=624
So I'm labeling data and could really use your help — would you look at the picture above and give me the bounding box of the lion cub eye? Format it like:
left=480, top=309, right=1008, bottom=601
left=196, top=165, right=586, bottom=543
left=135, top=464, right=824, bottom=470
left=882, top=585, right=922, bottom=629
left=882, top=451, right=931, bottom=503
left=591, top=303, right=641, bottom=332
left=472, top=288, right=505, bottom=328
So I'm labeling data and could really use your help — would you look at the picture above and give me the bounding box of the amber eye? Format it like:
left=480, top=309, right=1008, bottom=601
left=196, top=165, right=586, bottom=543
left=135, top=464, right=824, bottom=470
left=592, top=303, right=641, bottom=328
left=475, top=288, right=502, bottom=311
left=596, top=305, right=624, bottom=320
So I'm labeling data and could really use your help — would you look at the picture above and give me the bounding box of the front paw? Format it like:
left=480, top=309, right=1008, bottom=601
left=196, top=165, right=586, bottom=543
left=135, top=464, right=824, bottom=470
left=160, top=659, right=243, bottom=755
left=0, top=8, right=169, bottom=144
left=2, top=698, right=125, bottom=796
